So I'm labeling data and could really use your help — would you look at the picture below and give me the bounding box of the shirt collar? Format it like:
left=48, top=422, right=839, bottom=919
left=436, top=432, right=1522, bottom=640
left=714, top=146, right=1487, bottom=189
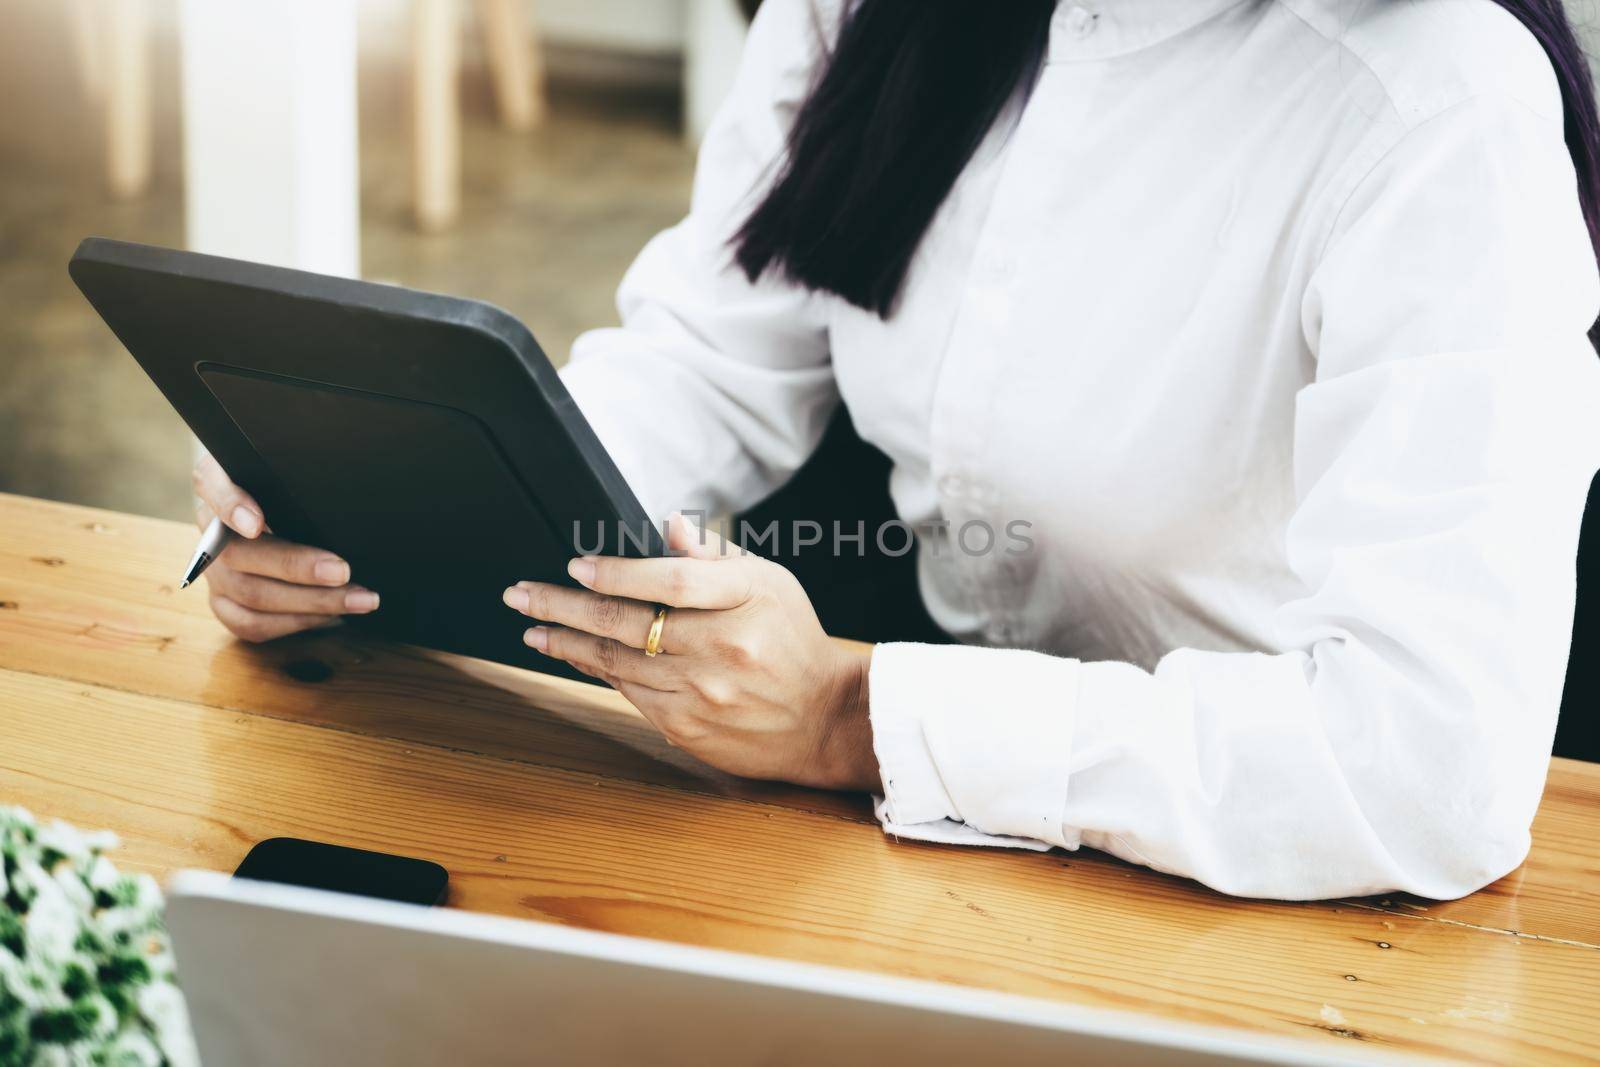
left=1047, top=0, right=1254, bottom=63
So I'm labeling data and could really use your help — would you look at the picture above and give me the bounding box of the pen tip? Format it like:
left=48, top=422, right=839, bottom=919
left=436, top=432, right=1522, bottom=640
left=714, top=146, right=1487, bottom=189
left=179, top=579, right=190, bottom=589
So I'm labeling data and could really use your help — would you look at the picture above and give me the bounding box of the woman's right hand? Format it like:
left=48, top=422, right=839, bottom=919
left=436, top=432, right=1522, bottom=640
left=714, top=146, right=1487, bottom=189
left=191, top=453, right=379, bottom=643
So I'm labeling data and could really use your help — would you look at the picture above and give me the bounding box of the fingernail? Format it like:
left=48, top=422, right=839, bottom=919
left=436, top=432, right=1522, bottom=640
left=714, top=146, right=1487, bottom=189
left=502, top=586, right=530, bottom=611
left=568, top=558, right=596, bottom=587
left=344, top=589, right=380, bottom=613
left=314, top=558, right=351, bottom=585
left=231, top=505, right=261, bottom=537
left=524, top=626, right=549, bottom=651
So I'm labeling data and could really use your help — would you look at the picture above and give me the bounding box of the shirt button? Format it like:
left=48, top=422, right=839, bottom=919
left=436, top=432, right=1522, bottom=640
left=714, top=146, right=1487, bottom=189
left=1065, top=6, right=1098, bottom=37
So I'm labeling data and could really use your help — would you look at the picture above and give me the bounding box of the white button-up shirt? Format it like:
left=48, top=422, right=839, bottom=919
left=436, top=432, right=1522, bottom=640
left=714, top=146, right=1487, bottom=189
left=562, top=0, right=1600, bottom=899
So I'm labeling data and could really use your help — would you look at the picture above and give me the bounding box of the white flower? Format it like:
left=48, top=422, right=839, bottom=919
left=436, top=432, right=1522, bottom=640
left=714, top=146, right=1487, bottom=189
left=103, top=1029, right=165, bottom=1067
left=86, top=856, right=120, bottom=893
left=30, top=1045, right=73, bottom=1067
left=23, top=875, right=79, bottom=960
left=139, top=981, right=201, bottom=1067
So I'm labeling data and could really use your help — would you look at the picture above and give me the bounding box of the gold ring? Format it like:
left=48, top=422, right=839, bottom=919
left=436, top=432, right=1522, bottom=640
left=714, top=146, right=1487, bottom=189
left=644, top=607, right=668, bottom=657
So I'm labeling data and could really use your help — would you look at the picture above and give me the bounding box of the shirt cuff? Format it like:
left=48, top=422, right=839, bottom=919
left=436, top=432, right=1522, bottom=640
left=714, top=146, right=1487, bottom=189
left=871, top=798, right=1054, bottom=852
left=867, top=642, right=1084, bottom=850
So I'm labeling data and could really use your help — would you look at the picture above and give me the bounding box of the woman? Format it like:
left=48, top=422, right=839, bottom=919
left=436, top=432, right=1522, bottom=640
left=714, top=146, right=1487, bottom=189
left=191, top=0, right=1600, bottom=900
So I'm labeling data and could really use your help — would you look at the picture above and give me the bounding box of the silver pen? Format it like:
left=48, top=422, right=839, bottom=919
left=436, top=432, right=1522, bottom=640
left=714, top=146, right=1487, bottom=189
left=181, top=515, right=233, bottom=589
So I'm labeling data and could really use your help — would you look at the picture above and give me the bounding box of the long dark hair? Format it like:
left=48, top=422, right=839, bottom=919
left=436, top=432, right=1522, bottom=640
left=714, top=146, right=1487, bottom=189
left=734, top=0, right=1600, bottom=339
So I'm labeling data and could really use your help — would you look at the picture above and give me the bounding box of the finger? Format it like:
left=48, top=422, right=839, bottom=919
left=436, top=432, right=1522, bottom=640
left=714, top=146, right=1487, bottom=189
left=566, top=661, right=681, bottom=734
left=565, top=658, right=631, bottom=692
left=210, top=594, right=342, bottom=644
left=530, top=625, right=679, bottom=690
left=567, top=554, right=754, bottom=611
left=665, top=511, right=738, bottom=561
left=192, top=453, right=265, bottom=539
left=504, top=581, right=692, bottom=652
left=212, top=568, right=378, bottom=616
left=220, top=534, right=352, bottom=587
left=613, top=679, right=693, bottom=739
left=557, top=655, right=699, bottom=751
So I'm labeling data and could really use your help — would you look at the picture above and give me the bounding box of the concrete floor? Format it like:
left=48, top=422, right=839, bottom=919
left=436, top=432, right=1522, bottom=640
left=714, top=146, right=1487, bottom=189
left=0, top=12, right=694, bottom=521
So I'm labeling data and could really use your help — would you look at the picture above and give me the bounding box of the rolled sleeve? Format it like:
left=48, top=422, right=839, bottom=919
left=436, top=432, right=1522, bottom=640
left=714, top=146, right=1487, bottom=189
left=869, top=642, right=1082, bottom=851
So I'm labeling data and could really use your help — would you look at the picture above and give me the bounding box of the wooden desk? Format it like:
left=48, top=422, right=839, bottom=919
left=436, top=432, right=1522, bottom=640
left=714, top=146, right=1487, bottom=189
left=2, top=492, right=1596, bottom=1064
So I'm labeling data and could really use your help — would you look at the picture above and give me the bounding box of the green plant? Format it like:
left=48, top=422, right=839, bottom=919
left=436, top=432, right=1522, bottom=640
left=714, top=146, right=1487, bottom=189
left=0, top=807, right=196, bottom=1067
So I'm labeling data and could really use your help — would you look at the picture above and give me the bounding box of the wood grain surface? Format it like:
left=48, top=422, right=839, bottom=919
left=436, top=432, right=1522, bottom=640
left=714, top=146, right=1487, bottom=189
left=2, top=493, right=1598, bottom=1064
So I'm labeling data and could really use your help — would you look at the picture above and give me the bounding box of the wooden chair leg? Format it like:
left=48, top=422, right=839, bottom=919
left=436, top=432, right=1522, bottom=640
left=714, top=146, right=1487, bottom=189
left=413, top=0, right=462, bottom=231
left=105, top=0, right=152, bottom=199
left=526, top=1, right=548, bottom=126
left=478, top=0, right=546, bottom=131
left=68, top=0, right=106, bottom=101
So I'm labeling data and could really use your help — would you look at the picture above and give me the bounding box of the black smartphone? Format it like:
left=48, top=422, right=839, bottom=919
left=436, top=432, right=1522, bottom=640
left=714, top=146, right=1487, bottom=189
left=234, top=838, right=449, bottom=906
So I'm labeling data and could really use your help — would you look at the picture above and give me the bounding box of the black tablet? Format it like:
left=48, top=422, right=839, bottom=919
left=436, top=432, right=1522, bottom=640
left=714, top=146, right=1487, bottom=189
left=69, top=237, right=663, bottom=678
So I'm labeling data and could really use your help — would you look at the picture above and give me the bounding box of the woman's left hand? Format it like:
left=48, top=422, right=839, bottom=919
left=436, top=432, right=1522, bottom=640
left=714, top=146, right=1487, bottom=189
left=502, top=514, right=880, bottom=792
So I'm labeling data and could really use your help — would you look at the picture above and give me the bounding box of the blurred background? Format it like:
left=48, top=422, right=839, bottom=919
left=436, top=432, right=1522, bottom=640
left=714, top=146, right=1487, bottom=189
left=0, top=0, right=751, bottom=519
left=2, top=1, right=1599, bottom=523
